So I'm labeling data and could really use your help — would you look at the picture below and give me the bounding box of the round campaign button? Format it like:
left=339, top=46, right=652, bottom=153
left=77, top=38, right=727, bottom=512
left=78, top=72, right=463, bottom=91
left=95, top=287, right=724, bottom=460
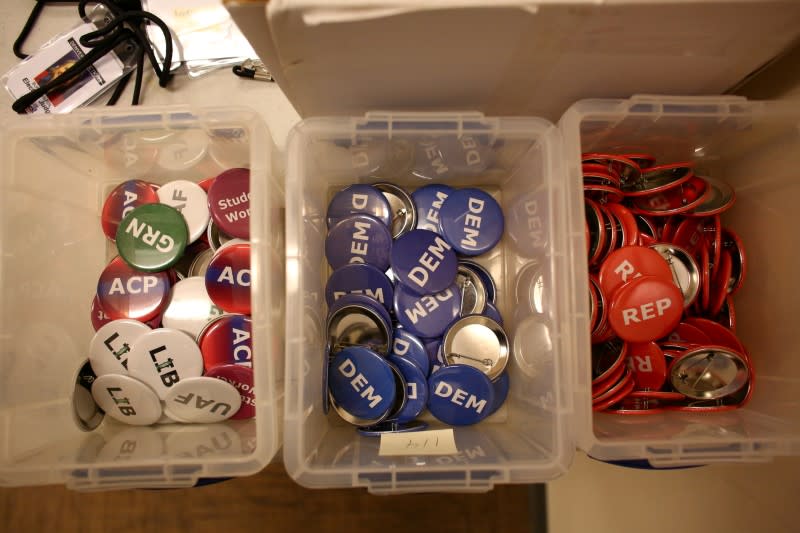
left=89, top=319, right=151, bottom=377
left=439, top=188, right=504, bottom=256
left=198, top=176, right=215, bottom=192
left=394, top=282, right=462, bottom=339
left=207, top=168, right=251, bottom=239
left=387, top=355, right=428, bottom=423
left=198, top=314, right=253, bottom=370
left=205, top=364, right=256, bottom=419
left=157, top=180, right=210, bottom=244
left=126, top=328, right=204, bottom=399
left=442, top=315, right=509, bottom=381
left=116, top=203, right=189, bottom=272
left=97, top=256, right=172, bottom=321
left=459, top=260, right=497, bottom=303
left=325, top=214, right=392, bottom=271
left=391, top=229, right=458, bottom=294
left=427, top=365, right=495, bottom=426
left=412, top=183, right=455, bottom=233
left=326, top=184, right=392, bottom=229
left=328, top=302, right=392, bottom=356
left=608, top=275, right=683, bottom=343
left=161, top=277, right=225, bottom=338
left=626, top=341, right=667, bottom=390
left=325, top=263, right=394, bottom=311
left=101, top=180, right=159, bottom=240
left=328, top=347, right=396, bottom=424
left=91, top=374, right=163, bottom=426
left=90, top=294, right=113, bottom=331
left=205, top=242, right=251, bottom=315
left=163, top=377, right=242, bottom=423
left=483, top=302, right=504, bottom=325
left=373, top=182, right=417, bottom=238
left=598, top=245, right=673, bottom=298
left=391, top=329, right=431, bottom=377
left=487, top=371, right=510, bottom=416
left=328, top=293, right=393, bottom=338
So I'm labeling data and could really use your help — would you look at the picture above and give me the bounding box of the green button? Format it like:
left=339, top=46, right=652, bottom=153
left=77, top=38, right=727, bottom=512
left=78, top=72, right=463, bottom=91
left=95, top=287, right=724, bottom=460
left=116, top=204, right=189, bottom=272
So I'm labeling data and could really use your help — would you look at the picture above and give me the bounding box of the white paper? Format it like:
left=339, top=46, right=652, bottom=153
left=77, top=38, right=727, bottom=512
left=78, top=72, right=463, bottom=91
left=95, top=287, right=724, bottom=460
left=378, top=429, right=458, bottom=456
left=143, top=0, right=256, bottom=68
left=4, top=23, right=124, bottom=114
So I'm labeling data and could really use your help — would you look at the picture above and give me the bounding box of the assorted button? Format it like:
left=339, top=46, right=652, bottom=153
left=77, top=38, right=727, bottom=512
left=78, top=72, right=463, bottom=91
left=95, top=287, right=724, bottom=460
left=324, top=181, right=510, bottom=431
left=584, top=152, right=753, bottom=413
left=86, top=168, right=259, bottom=426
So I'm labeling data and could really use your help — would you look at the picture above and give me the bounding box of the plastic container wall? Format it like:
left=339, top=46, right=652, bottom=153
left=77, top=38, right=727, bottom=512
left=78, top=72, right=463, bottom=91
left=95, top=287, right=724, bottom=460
left=560, top=95, right=800, bottom=463
left=284, top=112, right=576, bottom=492
left=0, top=107, right=284, bottom=489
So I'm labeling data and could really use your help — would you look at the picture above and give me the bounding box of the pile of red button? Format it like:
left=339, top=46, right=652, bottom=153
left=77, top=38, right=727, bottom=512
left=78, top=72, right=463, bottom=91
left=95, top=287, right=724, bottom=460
left=583, top=153, right=753, bottom=414
left=87, top=168, right=257, bottom=426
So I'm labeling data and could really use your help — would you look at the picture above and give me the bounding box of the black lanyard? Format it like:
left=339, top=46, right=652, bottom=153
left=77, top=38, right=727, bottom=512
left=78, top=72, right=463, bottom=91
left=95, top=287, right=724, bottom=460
left=11, top=0, right=173, bottom=112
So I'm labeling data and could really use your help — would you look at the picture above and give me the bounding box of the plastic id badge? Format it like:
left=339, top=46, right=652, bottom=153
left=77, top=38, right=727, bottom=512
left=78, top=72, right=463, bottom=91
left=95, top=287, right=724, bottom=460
left=3, top=22, right=126, bottom=114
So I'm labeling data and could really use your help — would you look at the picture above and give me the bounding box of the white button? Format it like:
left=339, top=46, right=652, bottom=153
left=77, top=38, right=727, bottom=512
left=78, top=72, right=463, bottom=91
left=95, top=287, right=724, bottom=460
left=163, top=377, right=242, bottom=423
left=161, top=277, right=225, bottom=339
left=126, top=328, right=204, bottom=399
left=89, top=319, right=152, bottom=377
left=91, top=374, right=163, bottom=426
left=157, top=180, right=211, bottom=244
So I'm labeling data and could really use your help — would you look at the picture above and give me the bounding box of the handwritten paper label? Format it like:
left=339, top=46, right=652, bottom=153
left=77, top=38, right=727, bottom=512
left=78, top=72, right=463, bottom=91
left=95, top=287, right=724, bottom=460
left=378, top=429, right=458, bottom=456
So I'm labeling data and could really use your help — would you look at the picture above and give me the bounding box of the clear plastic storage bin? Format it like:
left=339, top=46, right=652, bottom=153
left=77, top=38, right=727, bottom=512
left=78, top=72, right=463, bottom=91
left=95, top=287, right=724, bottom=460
left=560, top=95, right=800, bottom=464
left=0, top=106, right=285, bottom=489
left=283, top=112, right=577, bottom=492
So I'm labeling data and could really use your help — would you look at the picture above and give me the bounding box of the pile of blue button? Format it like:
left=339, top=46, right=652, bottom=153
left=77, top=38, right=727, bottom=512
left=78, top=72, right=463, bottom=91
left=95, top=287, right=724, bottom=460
left=324, top=182, right=510, bottom=433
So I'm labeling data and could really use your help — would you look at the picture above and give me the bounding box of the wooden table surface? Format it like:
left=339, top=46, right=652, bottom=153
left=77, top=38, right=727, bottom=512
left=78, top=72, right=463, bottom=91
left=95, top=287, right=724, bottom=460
left=0, top=463, right=544, bottom=533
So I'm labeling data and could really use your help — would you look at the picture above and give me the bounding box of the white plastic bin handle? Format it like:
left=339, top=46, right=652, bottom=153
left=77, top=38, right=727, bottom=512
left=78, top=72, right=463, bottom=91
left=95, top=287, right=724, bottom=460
left=629, top=94, right=748, bottom=106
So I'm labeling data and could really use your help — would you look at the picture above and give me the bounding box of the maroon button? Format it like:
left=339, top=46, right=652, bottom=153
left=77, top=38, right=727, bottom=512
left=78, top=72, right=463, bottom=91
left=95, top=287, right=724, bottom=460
left=96, top=257, right=172, bottom=322
left=101, top=180, right=159, bottom=240
left=207, top=168, right=250, bottom=239
left=608, top=275, right=683, bottom=343
left=205, top=364, right=255, bottom=419
left=626, top=341, right=667, bottom=390
left=205, top=243, right=251, bottom=314
left=198, top=314, right=253, bottom=371
left=598, top=246, right=673, bottom=299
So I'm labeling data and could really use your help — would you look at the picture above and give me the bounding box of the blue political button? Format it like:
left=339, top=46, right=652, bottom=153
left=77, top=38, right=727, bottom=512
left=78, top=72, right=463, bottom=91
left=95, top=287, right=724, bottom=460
left=391, top=229, right=457, bottom=294
left=326, top=184, right=392, bottom=229
left=392, top=329, right=430, bottom=376
left=325, top=214, right=392, bottom=271
left=427, top=339, right=447, bottom=374
left=482, top=301, right=503, bottom=326
left=488, top=371, right=510, bottom=416
left=388, top=355, right=428, bottom=423
left=328, top=293, right=392, bottom=334
left=427, top=364, right=495, bottom=426
left=439, top=188, right=504, bottom=256
left=394, top=282, right=461, bottom=339
left=325, top=263, right=394, bottom=311
left=459, top=260, right=497, bottom=303
left=329, top=347, right=396, bottom=423
left=412, top=184, right=455, bottom=233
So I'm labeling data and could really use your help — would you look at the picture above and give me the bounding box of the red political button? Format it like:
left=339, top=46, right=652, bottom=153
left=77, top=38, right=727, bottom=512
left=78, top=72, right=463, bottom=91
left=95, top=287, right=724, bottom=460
left=91, top=294, right=113, bottom=331
left=699, top=244, right=711, bottom=310
left=198, top=176, right=215, bottom=192
left=683, top=317, right=747, bottom=356
left=207, top=168, right=250, bottom=239
left=205, top=364, right=255, bottom=419
left=101, top=180, right=159, bottom=240
left=605, top=203, right=638, bottom=247
left=96, top=256, right=172, bottom=322
left=626, top=341, right=667, bottom=390
left=708, top=249, right=733, bottom=317
left=672, top=217, right=706, bottom=255
left=598, top=246, right=673, bottom=299
left=608, top=275, right=683, bottom=343
left=198, top=314, right=253, bottom=371
left=664, top=322, right=712, bottom=345
left=205, top=243, right=251, bottom=314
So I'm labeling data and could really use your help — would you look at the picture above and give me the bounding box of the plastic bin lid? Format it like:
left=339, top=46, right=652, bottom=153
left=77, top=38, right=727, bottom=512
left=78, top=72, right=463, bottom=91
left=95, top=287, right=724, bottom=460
left=225, top=0, right=800, bottom=120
